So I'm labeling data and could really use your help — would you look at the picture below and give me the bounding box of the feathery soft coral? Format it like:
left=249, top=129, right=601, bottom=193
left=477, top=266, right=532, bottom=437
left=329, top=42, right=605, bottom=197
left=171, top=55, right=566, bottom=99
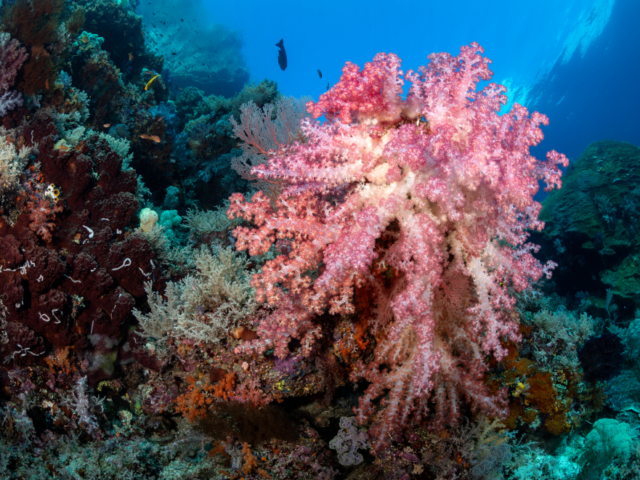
left=0, top=32, right=27, bottom=92
left=229, top=43, right=568, bottom=450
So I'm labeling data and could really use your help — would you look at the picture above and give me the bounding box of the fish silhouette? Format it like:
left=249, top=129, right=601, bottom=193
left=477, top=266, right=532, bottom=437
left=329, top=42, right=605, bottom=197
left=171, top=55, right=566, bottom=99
left=276, top=39, right=287, bottom=71
left=318, top=69, right=322, bottom=78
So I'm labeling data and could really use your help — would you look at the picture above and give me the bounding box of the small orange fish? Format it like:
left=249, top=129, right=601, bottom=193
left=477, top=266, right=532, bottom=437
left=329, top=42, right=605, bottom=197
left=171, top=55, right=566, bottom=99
left=80, top=33, right=89, bottom=43
left=45, top=79, right=49, bottom=89
left=150, top=135, right=161, bottom=143
left=103, top=123, right=111, bottom=128
left=128, top=53, right=133, bottom=61
left=156, top=116, right=164, bottom=121
left=140, top=134, right=150, bottom=139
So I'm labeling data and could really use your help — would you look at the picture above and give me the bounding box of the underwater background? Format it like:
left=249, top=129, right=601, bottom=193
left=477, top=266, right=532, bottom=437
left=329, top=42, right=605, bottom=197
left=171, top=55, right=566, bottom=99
left=0, top=0, right=639, bottom=478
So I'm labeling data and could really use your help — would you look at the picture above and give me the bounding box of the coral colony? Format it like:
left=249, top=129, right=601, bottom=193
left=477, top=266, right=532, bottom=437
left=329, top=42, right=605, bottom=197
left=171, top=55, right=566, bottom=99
left=0, top=1, right=639, bottom=479
left=228, top=45, right=567, bottom=450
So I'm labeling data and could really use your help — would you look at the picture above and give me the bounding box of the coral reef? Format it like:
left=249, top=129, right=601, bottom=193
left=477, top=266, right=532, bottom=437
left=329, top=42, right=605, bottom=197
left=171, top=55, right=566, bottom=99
left=1, top=3, right=639, bottom=476
left=137, top=0, right=249, bottom=97
left=0, top=113, right=161, bottom=386
left=75, top=0, right=163, bottom=78
left=538, top=141, right=640, bottom=313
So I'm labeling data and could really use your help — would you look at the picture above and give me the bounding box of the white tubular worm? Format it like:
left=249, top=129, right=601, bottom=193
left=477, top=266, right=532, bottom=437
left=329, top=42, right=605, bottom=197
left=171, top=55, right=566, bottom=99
left=138, top=267, right=152, bottom=278
left=112, top=258, right=131, bottom=271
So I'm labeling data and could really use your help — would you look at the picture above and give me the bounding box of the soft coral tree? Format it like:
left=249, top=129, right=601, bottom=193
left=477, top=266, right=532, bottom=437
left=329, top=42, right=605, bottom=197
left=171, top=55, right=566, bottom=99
left=228, top=43, right=568, bottom=450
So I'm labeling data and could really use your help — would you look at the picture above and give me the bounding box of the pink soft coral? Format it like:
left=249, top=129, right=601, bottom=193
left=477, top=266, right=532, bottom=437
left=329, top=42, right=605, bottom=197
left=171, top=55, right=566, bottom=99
left=29, top=197, right=63, bottom=242
left=228, top=43, right=568, bottom=450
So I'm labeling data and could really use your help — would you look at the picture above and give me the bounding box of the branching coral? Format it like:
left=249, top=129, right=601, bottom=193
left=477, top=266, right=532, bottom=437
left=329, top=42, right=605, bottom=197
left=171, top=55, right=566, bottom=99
left=228, top=43, right=568, bottom=450
left=133, top=246, right=257, bottom=348
left=0, top=132, right=31, bottom=194
left=0, top=32, right=28, bottom=92
left=2, top=0, right=64, bottom=48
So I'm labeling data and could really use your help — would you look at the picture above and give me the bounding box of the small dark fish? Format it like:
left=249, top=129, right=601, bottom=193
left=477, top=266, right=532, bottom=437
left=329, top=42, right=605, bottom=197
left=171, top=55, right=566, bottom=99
left=275, top=38, right=287, bottom=71
left=318, top=69, right=322, bottom=78
left=326, top=82, right=330, bottom=90
left=181, top=18, right=184, bottom=22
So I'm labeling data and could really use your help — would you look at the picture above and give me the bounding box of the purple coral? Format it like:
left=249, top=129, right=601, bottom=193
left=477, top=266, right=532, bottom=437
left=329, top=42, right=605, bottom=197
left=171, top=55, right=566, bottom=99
left=68, top=376, right=100, bottom=436
left=0, top=32, right=27, bottom=92
left=0, top=32, right=26, bottom=117
left=329, top=416, right=369, bottom=466
left=0, top=90, right=22, bottom=117
left=274, top=355, right=301, bottom=376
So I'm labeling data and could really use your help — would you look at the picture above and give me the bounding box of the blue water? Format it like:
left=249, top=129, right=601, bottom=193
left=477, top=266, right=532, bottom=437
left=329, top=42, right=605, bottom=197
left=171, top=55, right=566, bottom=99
left=187, top=0, right=638, bottom=163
